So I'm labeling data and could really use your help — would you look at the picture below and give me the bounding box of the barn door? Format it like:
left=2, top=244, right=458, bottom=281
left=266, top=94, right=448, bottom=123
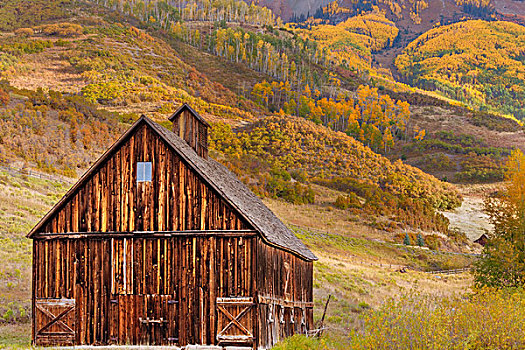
left=34, top=298, right=76, bottom=346
left=139, top=295, right=178, bottom=345
left=109, top=294, right=178, bottom=345
left=216, top=297, right=254, bottom=345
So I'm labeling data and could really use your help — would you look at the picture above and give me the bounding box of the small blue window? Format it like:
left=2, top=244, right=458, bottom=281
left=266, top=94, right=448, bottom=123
left=137, top=162, right=152, bottom=182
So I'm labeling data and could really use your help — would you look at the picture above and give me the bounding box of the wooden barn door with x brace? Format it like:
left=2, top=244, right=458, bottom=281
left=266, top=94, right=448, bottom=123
left=216, top=297, right=255, bottom=346
left=34, top=298, right=76, bottom=346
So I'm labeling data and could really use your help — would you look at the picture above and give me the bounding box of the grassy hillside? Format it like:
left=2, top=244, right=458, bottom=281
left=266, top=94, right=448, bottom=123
left=395, top=20, right=525, bottom=119
left=296, top=225, right=475, bottom=337
left=0, top=171, right=68, bottom=337
left=0, top=19, right=260, bottom=121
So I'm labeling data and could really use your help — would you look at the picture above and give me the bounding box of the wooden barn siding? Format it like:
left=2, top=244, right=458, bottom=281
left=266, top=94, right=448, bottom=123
left=40, top=123, right=248, bottom=234
left=256, top=239, right=314, bottom=349
left=33, top=236, right=255, bottom=346
left=172, top=110, right=208, bottom=158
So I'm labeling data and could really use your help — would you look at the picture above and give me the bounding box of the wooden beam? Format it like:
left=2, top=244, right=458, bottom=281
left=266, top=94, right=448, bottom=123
left=34, top=230, right=258, bottom=240
left=216, top=297, right=254, bottom=305
left=257, top=295, right=314, bottom=309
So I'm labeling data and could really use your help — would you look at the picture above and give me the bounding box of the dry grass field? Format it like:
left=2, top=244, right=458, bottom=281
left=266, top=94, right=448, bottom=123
left=264, top=185, right=384, bottom=240
left=295, top=225, right=475, bottom=336
left=410, top=106, right=525, bottom=152
left=8, top=45, right=86, bottom=94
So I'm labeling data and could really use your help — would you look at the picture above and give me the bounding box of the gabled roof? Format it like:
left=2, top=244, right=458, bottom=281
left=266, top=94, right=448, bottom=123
left=168, top=103, right=211, bottom=127
left=28, top=116, right=317, bottom=261
left=474, top=233, right=488, bottom=242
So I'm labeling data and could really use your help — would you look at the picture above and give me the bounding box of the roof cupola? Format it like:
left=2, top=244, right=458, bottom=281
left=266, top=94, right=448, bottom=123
left=169, top=103, right=209, bottom=159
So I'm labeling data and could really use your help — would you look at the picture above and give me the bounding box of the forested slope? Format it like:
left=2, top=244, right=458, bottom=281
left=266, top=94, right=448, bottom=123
left=395, top=20, right=525, bottom=119
left=294, top=11, right=399, bottom=70
left=210, top=115, right=461, bottom=235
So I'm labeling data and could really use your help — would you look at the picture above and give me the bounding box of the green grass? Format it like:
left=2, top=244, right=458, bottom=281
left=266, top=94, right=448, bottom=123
left=0, top=323, right=30, bottom=349
left=272, top=334, right=346, bottom=350
left=0, top=171, right=69, bottom=345
left=293, top=226, right=475, bottom=336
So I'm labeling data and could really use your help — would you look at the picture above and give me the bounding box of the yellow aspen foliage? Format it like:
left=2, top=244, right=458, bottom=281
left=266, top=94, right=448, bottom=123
left=476, top=149, right=525, bottom=287
left=395, top=20, right=525, bottom=119
left=415, top=128, right=425, bottom=141
left=294, top=10, right=399, bottom=71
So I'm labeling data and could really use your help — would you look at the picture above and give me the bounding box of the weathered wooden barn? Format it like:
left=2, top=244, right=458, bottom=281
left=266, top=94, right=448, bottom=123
left=28, top=103, right=317, bottom=349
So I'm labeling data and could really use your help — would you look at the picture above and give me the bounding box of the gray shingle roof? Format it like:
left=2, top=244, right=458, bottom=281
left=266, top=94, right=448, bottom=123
left=148, top=118, right=317, bottom=261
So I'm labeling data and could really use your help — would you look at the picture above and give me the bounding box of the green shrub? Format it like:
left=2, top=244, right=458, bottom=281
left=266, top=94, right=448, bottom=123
left=0, top=301, right=30, bottom=324
left=358, top=301, right=371, bottom=310
left=81, top=81, right=122, bottom=104
left=0, top=40, right=53, bottom=56
left=272, top=335, right=320, bottom=350
left=334, top=193, right=361, bottom=209
left=266, top=176, right=315, bottom=205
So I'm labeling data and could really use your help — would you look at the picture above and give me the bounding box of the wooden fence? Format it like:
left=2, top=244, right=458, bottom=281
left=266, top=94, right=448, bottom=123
left=426, top=267, right=472, bottom=275
left=0, top=164, right=75, bottom=184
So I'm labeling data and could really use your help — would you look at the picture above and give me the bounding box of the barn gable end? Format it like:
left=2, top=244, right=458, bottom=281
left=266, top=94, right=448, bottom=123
left=169, top=103, right=210, bottom=159
left=28, top=119, right=250, bottom=236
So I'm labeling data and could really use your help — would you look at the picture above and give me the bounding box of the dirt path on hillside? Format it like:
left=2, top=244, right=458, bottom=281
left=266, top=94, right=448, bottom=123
left=441, top=184, right=498, bottom=242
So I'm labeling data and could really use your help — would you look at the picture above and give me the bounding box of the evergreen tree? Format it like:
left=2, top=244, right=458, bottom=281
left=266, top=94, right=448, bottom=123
left=417, top=233, right=425, bottom=247
left=403, top=233, right=411, bottom=246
